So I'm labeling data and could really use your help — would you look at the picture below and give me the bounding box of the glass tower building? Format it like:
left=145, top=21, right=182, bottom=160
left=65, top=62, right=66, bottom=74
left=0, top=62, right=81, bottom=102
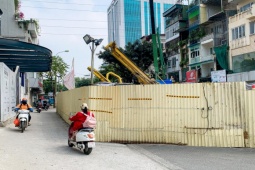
left=107, top=0, right=175, bottom=48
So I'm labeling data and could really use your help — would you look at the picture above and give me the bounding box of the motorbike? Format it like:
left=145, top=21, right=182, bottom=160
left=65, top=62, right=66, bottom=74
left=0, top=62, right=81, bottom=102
left=68, top=122, right=95, bottom=155
left=16, top=109, right=30, bottom=133
left=42, top=104, right=49, bottom=111
left=36, top=107, right=41, bottom=113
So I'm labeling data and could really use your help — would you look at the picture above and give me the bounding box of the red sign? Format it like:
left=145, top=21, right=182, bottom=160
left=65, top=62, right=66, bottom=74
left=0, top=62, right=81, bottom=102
left=186, top=70, right=197, bottom=83
left=38, top=81, right=43, bottom=87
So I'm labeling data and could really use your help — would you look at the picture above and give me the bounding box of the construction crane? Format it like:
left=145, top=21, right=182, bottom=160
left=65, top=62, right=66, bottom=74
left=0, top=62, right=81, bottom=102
left=106, top=72, right=123, bottom=83
left=87, top=67, right=123, bottom=83
left=87, top=66, right=110, bottom=82
left=104, top=42, right=158, bottom=85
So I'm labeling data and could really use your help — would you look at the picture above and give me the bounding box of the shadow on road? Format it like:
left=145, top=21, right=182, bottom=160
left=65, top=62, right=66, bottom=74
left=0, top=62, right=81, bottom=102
left=52, top=144, right=88, bottom=156
left=5, top=126, right=24, bottom=133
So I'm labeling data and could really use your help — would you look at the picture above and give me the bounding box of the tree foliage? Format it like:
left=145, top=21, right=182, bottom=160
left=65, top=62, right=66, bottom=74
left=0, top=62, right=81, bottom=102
left=40, top=56, right=69, bottom=94
left=98, top=40, right=154, bottom=83
left=75, top=77, right=91, bottom=87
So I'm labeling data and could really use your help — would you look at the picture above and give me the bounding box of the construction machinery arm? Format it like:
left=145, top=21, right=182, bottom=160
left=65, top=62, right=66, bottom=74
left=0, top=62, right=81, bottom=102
left=87, top=66, right=111, bottom=82
left=104, top=42, right=158, bottom=84
left=106, top=72, right=123, bottom=83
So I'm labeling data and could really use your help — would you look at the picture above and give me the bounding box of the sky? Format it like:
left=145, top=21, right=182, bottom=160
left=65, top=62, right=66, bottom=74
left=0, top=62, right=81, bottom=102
left=20, top=0, right=113, bottom=78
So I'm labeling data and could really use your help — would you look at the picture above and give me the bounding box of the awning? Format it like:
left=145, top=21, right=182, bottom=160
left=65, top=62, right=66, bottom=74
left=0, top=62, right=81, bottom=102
left=0, top=38, right=52, bottom=72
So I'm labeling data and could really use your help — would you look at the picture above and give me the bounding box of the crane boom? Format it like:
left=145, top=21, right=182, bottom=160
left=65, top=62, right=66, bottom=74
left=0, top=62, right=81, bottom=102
left=87, top=66, right=110, bottom=82
left=104, top=42, right=158, bottom=84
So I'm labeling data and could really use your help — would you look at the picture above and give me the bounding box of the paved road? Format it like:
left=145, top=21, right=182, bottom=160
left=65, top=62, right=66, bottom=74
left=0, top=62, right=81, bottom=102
left=1, top=109, right=255, bottom=170
left=0, top=109, right=169, bottom=170
left=131, top=144, right=255, bottom=170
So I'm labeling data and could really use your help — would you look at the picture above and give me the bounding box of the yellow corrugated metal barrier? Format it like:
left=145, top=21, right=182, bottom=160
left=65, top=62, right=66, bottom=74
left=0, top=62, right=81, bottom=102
left=57, top=82, right=255, bottom=147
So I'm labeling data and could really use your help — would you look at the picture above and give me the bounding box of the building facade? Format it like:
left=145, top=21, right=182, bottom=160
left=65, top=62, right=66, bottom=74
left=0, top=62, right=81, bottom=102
left=107, top=0, right=175, bottom=48
left=185, top=0, right=236, bottom=82
left=163, top=4, right=189, bottom=82
left=0, top=0, right=42, bottom=105
left=228, top=0, right=255, bottom=73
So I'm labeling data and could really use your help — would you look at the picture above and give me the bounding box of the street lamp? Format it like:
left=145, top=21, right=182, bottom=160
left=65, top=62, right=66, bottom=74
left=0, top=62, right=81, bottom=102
left=55, top=50, right=69, bottom=56
left=53, top=50, right=69, bottom=108
left=83, top=34, right=103, bottom=84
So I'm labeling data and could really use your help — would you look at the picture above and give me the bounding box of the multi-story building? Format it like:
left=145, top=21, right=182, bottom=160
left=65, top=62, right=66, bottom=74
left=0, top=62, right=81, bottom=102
left=163, top=3, right=189, bottom=82
left=0, top=0, right=44, bottom=105
left=186, top=0, right=236, bottom=82
left=228, top=0, right=255, bottom=75
left=107, top=0, right=176, bottom=48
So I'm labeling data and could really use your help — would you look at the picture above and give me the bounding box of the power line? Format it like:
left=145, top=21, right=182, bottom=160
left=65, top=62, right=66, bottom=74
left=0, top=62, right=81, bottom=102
left=22, top=0, right=109, bottom=7
left=41, top=25, right=107, bottom=29
left=40, top=33, right=108, bottom=36
left=35, top=18, right=107, bottom=22
left=40, top=25, right=144, bottom=31
left=21, top=6, right=106, bottom=12
left=25, top=18, right=149, bottom=25
left=39, top=33, right=140, bottom=38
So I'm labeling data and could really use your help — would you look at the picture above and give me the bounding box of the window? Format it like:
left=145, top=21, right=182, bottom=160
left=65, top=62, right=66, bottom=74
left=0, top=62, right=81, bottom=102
left=210, top=48, right=214, bottom=55
left=172, top=57, right=176, bottom=67
left=232, top=25, right=246, bottom=40
left=250, top=21, right=255, bottom=34
left=167, top=60, right=172, bottom=68
left=240, top=2, right=253, bottom=12
left=190, top=48, right=200, bottom=58
left=215, top=25, right=222, bottom=34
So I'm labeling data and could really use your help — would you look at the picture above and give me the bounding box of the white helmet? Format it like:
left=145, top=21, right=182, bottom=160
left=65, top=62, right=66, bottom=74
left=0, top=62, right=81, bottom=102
left=81, top=103, right=88, bottom=110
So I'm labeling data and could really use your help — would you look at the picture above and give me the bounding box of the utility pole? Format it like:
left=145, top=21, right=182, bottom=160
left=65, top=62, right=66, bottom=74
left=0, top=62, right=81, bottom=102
left=149, top=0, right=160, bottom=80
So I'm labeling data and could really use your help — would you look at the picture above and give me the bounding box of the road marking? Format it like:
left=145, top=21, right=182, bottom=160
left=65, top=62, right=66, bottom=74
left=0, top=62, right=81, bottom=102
left=128, top=145, right=183, bottom=170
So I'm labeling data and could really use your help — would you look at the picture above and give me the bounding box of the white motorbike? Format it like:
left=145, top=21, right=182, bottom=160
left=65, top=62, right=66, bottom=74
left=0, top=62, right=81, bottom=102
left=68, top=123, right=96, bottom=155
left=16, top=109, right=30, bottom=133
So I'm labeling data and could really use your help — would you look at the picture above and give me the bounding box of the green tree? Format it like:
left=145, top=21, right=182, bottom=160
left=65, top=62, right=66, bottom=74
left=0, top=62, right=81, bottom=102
left=40, top=56, right=69, bottom=107
left=75, top=77, right=91, bottom=88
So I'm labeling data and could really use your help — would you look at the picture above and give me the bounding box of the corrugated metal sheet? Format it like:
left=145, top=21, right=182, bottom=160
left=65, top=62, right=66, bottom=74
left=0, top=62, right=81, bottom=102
left=57, top=82, right=255, bottom=147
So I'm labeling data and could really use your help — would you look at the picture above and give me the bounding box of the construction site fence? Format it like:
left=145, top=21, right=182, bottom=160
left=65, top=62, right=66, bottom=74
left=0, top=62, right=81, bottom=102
left=56, top=82, right=255, bottom=148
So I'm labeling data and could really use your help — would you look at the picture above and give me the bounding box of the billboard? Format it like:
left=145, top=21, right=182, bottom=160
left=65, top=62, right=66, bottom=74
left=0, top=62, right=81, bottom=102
left=211, top=70, right=226, bottom=83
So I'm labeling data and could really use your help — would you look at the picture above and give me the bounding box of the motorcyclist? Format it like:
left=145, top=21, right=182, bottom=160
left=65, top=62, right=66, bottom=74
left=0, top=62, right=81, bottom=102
left=68, top=103, right=95, bottom=140
left=15, top=98, right=33, bottom=125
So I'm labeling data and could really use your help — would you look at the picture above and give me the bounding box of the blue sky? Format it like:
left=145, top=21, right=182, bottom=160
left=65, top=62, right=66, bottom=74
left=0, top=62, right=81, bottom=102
left=20, top=0, right=113, bottom=77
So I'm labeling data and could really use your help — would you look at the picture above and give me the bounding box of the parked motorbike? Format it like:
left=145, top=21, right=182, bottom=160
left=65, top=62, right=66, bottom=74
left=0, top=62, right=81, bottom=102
left=16, top=109, right=30, bottom=133
left=36, top=107, right=41, bottom=113
left=42, top=104, right=49, bottom=111
left=68, top=122, right=95, bottom=155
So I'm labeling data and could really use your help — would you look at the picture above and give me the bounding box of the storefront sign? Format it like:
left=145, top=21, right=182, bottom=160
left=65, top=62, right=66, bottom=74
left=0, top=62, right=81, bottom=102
left=186, top=70, right=197, bottom=83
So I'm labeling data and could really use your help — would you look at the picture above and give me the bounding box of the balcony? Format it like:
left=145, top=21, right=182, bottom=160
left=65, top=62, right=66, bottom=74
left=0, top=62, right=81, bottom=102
left=230, top=37, right=248, bottom=49
left=189, top=20, right=200, bottom=28
left=201, top=33, right=225, bottom=46
left=190, top=56, right=200, bottom=65
left=28, top=22, right=38, bottom=38
left=200, top=33, right=213, bottom=44
left=171, top=15, right=185, bottom=24
left=201, top=0, right=221, bottom=5
left=228, top=0, right=242, bottom=4
left=229, top=6, right=255, bottom=23
left=200, top=54, right=214, bottom=62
